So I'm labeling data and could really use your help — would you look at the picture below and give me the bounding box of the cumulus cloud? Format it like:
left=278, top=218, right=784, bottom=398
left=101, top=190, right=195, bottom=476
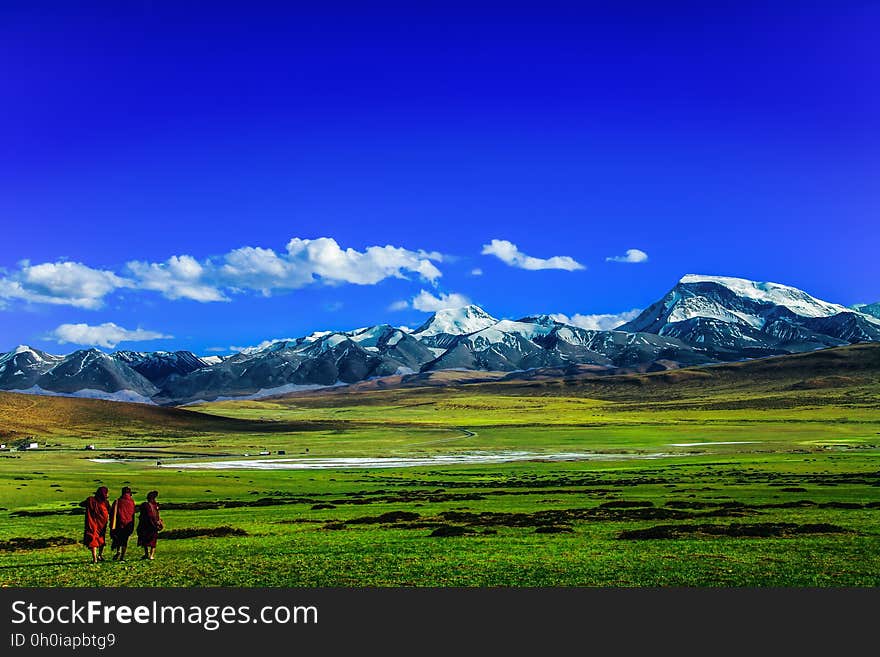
left=606, top=248, right=649, bottom=264
left=285, top=238, right=442, bottom=286
left=127, top=255, right=229, bottom=302
left=48, top=322, right=172, bottom=349
left=481, top=239, right=584, bottom=271
left=124, top=238, right=444, bottom=303
left=220, top=246, right=299, bottom=295
left=391, top=289, right=472, bottom=312
left=551, top=308, right=642, bottom=331
left=0, top=261, right=132, bottom=309
left=0, top=238, right=446, bottom=309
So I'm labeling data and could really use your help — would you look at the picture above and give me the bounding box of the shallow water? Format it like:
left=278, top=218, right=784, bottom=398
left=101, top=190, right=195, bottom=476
left=132, top=450, right=681, bottom=470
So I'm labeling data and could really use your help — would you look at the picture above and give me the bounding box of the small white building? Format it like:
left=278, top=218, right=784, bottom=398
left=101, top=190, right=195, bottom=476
left=26, top=442, right=38, bottom=450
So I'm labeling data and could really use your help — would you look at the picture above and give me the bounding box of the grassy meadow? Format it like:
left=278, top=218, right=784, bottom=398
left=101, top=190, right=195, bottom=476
left=1, top=344, right=879, bottom=586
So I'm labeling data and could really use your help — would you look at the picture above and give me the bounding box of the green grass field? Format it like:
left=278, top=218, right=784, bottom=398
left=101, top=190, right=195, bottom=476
left=1, top=345, right=879, bottom=586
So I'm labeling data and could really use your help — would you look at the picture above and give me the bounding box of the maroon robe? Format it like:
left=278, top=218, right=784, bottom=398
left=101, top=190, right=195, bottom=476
left=136, top=500, right=161, bottom=548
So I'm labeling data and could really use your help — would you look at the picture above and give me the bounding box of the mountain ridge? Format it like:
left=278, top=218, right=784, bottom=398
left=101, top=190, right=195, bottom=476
left=2, top=274, right=877, bottom=405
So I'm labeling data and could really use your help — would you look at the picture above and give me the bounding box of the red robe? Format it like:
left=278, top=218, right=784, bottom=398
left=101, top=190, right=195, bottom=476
left=82, top=496, right=110, bottom=548
left=110, top=494, right=136, bottom=548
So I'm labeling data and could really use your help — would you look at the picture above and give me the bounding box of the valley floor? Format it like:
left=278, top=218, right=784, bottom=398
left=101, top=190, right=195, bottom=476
left=1, top=361, right=878, bottom=587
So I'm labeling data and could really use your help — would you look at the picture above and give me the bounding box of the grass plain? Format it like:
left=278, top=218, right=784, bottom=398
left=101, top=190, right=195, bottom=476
left=1, top=344, right=878, bottom=586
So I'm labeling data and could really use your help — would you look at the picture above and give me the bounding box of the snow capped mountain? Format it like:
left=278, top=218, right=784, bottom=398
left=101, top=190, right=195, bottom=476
left=27, top=349, right=159, bottom=400
left=155, top=324, right=436, bottom=404
left=620, top=274, right=880, bottom=356
left=421, top=314, right=710, bottom=372
left=624, top=274, right=852, bottom=334
left=112, top=350, right=211, bottom=386
left=412, top=305, right=498, bottom=347
left=676, top=275, right=850, bottom=321
left=0, top=346, right=63, bottom=389
left=2, top=274, right=877, bottom=405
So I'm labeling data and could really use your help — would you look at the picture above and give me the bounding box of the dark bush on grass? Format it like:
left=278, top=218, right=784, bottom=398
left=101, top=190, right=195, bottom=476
left=1, top=536, right=77, bottom=551
left=161, top=526, right=248, bottom=540
left=429, top=525, right=476, bottom=537
left=346, top=511, right=421, bottom=524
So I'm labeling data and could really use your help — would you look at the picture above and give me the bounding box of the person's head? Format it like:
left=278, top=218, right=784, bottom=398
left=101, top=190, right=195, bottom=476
left=147, top=490, right=158, bottom=502
left=121, top=486, right=131, bottom=496
left=95, top=486, right=109, bottom=501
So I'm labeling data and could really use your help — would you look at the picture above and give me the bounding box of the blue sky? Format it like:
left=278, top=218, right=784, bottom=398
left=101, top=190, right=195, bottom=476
left=2, top=2, right=878, bottom=354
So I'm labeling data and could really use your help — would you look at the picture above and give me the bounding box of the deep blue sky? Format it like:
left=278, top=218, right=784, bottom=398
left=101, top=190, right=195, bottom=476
left=2, top=2, right=878, bottom=354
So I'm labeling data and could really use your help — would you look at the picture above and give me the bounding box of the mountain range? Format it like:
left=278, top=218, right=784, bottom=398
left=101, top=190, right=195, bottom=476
left=2, top=274, right=878, bottom=406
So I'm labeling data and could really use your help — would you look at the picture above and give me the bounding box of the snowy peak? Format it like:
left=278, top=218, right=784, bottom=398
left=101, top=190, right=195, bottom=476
left=677, top=275, right=850, bottom=319
left=623, top=274, right=856, bottom=335
left=0, top=345, right=63, bottom=389
left=0, top=345, right=60, bottom=366
left=413, top=305, right=498, bottom=337
left=620, top=274, right=880, bottom=355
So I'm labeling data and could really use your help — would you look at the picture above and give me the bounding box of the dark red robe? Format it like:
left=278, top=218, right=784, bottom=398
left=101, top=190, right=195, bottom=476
left=82, top=496, right=110, bottom=548
left=136, top=501, right=161, bottom=548
left=110, top=493, right=136, bottom=549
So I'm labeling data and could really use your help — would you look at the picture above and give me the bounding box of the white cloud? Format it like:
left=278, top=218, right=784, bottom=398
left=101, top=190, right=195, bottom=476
left=481, top=239, right=584, bottom=271
left=606, top=248, right=649, bottom=264
left=551, top=308, right=642, bottom=331
left=0, top=261, right=132, bottom=309
left=392, top=289, right=472, bottom=312
left=0, top=238, right=446, bottom=308
left=220, top=246, right=301, bottom=295
left=285, top=238, right=442, bottom=285
left=48, top=322, right=172, bottom=349
left=126, top=238, right=444, bottom=303
left=412, top=290, right=472, bottom=312
left=470, top=268, right=483, bottom=276
left=126, top=255, right=229, bottom=302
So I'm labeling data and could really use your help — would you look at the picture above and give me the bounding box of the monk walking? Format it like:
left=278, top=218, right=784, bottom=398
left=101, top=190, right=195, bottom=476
left=136, top=490, right=162, bottom=560
left=109, top=486, right=136, bottom=562
left=81, top=486, right=110, bottom=564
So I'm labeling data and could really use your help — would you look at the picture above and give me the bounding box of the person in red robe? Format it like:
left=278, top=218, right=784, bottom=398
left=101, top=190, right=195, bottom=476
left=136, top=490, right=162, bottom=560
left=109, top=486, right=136, bottom=562
left=81, top=486, right=110, bottom=564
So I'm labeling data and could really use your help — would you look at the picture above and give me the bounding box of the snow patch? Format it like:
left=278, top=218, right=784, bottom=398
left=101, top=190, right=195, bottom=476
left=9, top=386, right=156, bottom=404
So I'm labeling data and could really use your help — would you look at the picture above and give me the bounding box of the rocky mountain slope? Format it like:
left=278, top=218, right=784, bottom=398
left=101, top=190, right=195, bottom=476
left=2, top=274, right=877, bottom=405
